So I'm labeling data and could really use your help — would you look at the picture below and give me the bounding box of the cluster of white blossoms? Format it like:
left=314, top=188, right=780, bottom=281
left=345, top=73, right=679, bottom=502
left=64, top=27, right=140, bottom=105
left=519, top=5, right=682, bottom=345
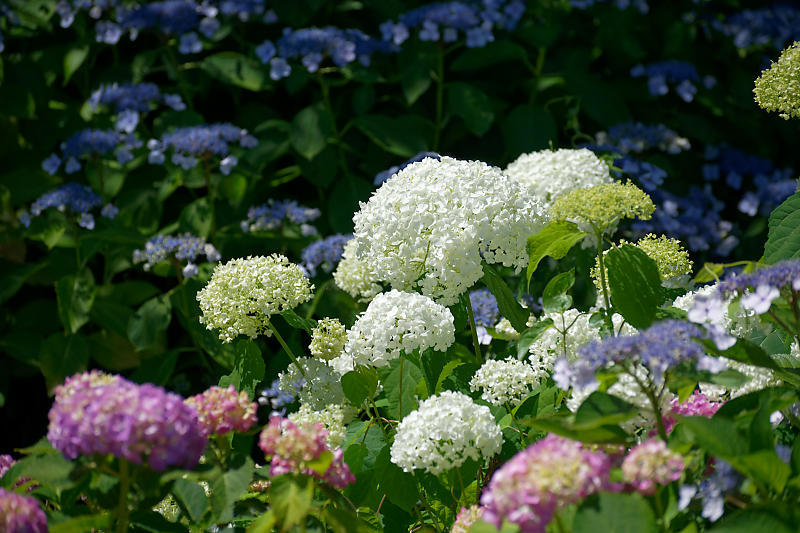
left=309, top=318, right=347, bottom=360
left=390, top=391, right=503, bottom=475
left=529, top=309, right=635, bottom=373
left=196, top=255, right=313, bottom=342
left=352, top=156, right=547, bottom=305
left=288, top=403, right=351, bottom=448
left=279, top=357, right=346, bottom=411
left=470, top=358, right=544, bottom=406
left=332, top=240, right=383, bottom=303
left=330, top=290, right=455, bottom=373
left=504, top=148, right=613, bottom=210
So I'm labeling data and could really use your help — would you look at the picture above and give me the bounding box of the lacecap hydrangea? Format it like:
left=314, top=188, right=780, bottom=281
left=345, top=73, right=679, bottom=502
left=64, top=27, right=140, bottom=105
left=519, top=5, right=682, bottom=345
left=352, top=156, right=547, bottom=305
left=390, top=391, right=503, bottom=475
left=132, top=233, right=221, bottom=278
left=19, top=182, right=117, bottom=230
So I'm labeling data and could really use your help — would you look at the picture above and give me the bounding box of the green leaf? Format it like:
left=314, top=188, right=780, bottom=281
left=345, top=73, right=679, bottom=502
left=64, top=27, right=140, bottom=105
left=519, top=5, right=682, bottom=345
left=764, top=191, right=800, bottom=264
left=502, top=104, right=557, bottom=158
left=380, top=356, right=423, bottom=420
left=542, top=269, right=575, bottom=314
left=247, top=510, right=276, bottom=533
left=398, top=41, right=436, bottom=104
left=451, top=40, right=528, bottom=71
left=574, top=391, right=639, bottom=429
left=56, top=268, right=95, bottom=334
left=523, top=414, right=630, bottom=444
left=209, top=455, right=254, bottom=524
left=63, top=46, right=89, bottom=85
left=2, top=452, right=74, bottom=489
left=127, top=295, right=172, bottom=351
left=352, top=114, right=430, bottom=157
left=39, top=333, right=89, bottom=392
left=341, top=367, right=379, bottom=407
left=708, top=509, right=793, bottom=533
left=470, top=520, right=521, bottom=533
left=201, top=52, right=269, bottom=91
left=378, top=446, right=418, bottom=512
left=269, top=475, right=314, bottom=529
left=526, top=220, right=587, bottom=282
left=734, top=450, right=791, bottom=493
left=279, top=309, right=317, bottom=333
left=50, top=514, right=111, bottom=533
left=677, top=416, right=748, bottom=457
left=516, top=318, right=554, bottom=359
left=321, top=506, right=375, bottom=533
left=218, top=339, right=265, bottom=399
left=480, top=264, right=530, bottom=333
left=291, top=104, right=334, bottom=160
left=605, top=244, right=664, bottom=329
left=700, top=339, right=781, bottom=373
left=573, top=493, right=657, bottom=533
left=171, top=478, right=209, bottom=523
left=446, top=82, right=494, bottom=136
left=130, top=351, right=179, bottom=386
left=178, top=198, right=212, bottom=237
left=419, top=348, right=445, bottom=399
left=694, top=262, right=725, bottom=284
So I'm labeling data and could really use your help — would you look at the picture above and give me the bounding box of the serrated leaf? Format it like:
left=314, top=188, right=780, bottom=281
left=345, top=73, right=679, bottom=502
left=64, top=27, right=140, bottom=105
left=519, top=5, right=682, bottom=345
left=341, top=367, right=379, bottom=407
left=605, top=244, right=664, bottom=329
left=480, top=264, right=529, bottom=333
left=516, top=318, right=554, bottom=359
left=172, top=478, right=209, bottom=523
left=380, top=357, right=422, bottom=420
left=574, top=391, right=639, bottom=429
left=280, top=309, right=316, bottom=333
left=764, top=191, right=800, bottom=264
left=209, top=455, right=254, bottom=524
left=218, top=339, right=264, bottom=399
left=127, top=295, right=172, bottom=351
left=270, top=475, right=314, bottom=529
left=526, top=220, right=587, bottom=282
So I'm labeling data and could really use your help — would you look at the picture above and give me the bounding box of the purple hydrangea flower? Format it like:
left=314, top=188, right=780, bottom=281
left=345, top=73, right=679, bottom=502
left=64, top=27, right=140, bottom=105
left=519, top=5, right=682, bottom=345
left=0, top=488, right=47, bottom=533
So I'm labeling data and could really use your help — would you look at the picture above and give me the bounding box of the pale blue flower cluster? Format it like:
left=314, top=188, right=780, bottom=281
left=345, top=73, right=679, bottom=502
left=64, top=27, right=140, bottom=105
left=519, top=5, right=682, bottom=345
left=88, top=82, right=186, bottom=132
left=20, top=183, right=117, bottom=230
left=241, top=200, right=321, bottom=233
left=630, top=61, right=715, bottom=102
left=147, top=123, right=257, bottom=174
left=570, top=0, right=648, bottom=14
left=711, top=4, right=800, bottom=50
left=678, top=460, right=741, bottom=522
left=133, top=233, right=221, bottom=277
left=258, top=378, right=302, bottom=416
left=469, top=288, right=499, bottom=328
left=300, top=234, right=352, bottom=277
left=43, top=129, right=143, bottom=174
left=380, top=0, right=525, bottom=48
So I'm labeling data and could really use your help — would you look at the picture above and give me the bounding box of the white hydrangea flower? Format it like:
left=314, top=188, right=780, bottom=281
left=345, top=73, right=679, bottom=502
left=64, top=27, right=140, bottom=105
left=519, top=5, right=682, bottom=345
left=279, top=357, right=346, bottom=411
left=332, top=289, right=455, bottom=372
left=309, top=317, right=347, bottom=360
left=390, top=391, right=503, bottom=475
left=504, top=148, right=613, bottom=210
left=333, top=240, right=383, bottom=303
left=288, top=403, right=352, bottom=448
left=470, top=358, right=544, bottom=406
left=197, top=255, right=313, bottom=342
left=352, top=156, right=547, bottom=305
left=528, top=309, right=635, bottom=374
left=494, top=317, right=521, bottom=340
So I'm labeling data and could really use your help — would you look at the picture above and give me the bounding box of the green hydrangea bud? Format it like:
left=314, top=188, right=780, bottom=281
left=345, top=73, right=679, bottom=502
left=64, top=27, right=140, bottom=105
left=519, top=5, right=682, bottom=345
left=550, top=181, right=655, bottom=235
left=309, top=317, right=347, bottom=360
left=754, top=41, right=800, bottom=120
left=591, top=234, right=693, bottom=291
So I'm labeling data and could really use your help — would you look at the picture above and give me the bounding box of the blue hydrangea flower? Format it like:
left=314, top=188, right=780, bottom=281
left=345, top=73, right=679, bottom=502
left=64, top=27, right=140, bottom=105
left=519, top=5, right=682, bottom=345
left=241, top=200, right=321, bottom=233
left=147, top=123, right=257, bottom=173
left=718, top=259, right=800, bottom=299
left=20, top=183, right=116, bottom=229
left=570, top=0, right=649, bottom=14
left=374, top=152, right=441, bottom=186
left=258, top=378, right=301, bottom=415
left=300, top=234, right=352, bottom=277
left=87, top=83, right=186, bottom=132
left=593, top=122, right=691, bottom=155
left=469, top=288, right=500, bottom=328
left=614, top=156, right=667, bottom=191
left=630, top=61, right=710, bottom=102
left=711, top=4, right=800, bottom=50
left=380, top=1, right=525, bottom=48
left=44, top=129, right=143, bottom=174
left=678, top=460, right=741, bottom=522
left=132, top=233, right=221, bottom=277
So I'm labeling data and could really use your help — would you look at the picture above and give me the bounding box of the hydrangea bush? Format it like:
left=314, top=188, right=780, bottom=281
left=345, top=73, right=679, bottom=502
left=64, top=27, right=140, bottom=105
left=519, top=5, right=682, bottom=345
left=1, top=1, right=800, bottom=532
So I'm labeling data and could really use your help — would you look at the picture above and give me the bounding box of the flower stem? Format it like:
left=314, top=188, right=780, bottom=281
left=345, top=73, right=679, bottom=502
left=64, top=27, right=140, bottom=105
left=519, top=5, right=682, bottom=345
left=595, top=230, right=614, bottom=335
left=115, top=458, right=131, bottom=533
left=266, top=319, right=306, bottom=378
left=464, top=294, right=483, bottom=363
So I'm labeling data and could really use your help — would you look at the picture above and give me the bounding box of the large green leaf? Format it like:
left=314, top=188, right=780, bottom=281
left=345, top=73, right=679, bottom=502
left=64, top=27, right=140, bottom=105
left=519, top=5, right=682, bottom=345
left=446, top=82, right=494, bottom=136
left=573, top=493, right=657, bottom=533
left=218, top=339, right=265, bottom=399
left=605, top=244, right=664, bottom=329
left=269, top=475, right=314, bottom=529
left=526, top=220, right=587, bottom=282
left=764, top=191, right=800, bottom=263
left=172, top=478, right=209, bottom=523
left=201, top=52, right=269, bottom=91
left=542, top=269, right=575, bottom=314
left=379, top=356, right=423, bottom=420
left=480, top=264, right=530, bottom=333
left=352, top=114, right=430, bottom=157
left=291, top=104, right=334, bottom=160
left=56, top=267, right=95, bottom=334
left=516, top=318, right=554, bottom=359
left=39, top=333, right=89, bottom=392
left=574, top=391, right=639, bottom=429
left=341, top=367, right=379, bottom=407
left=127, top=295, right=172, bottom=351
left=677, top=416, right=748, bottom=457
left=279, top=309, right=317, bottom=333
left=708, top=509, right=794, bottom=533
left=502, top=104, right=557, bottom=158
left=50, top=514, right=111, bottom=533
left=209, top=455, right=254, bottom=524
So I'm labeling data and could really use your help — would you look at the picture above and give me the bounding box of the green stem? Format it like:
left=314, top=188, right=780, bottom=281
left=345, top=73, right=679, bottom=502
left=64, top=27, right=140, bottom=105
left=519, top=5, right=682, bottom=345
left=318, top=73, right=351, bottom=178
left=464, top=294, right=483, bottom=363
left=398, top=356, right=404, bottom=420
left=432, top=45, right=445, bottom=151
left=418, top=486, right=443, bottom=533
left=595, top=230, right=614, bottom=335
left=203, top=156, right=216, bottom=239
left=115, top=459, right=131, bottom=533
left=266, top=320, right=307, bottom=378
left=72, top=219, right=82, bottom=270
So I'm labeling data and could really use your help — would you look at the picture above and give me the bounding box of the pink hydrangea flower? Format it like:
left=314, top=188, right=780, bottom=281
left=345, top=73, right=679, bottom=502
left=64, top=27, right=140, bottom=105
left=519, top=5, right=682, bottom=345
left=258, top=415, right=354, bottom=489
left=622, top=439, right=685, bottom=494
left=0, top=488, right=47, bottom=533
left=452, top=505, right=483, bottom=533
left=186, top=385, right=258, bottom=436
left=662, top=391, right=723, bottom=434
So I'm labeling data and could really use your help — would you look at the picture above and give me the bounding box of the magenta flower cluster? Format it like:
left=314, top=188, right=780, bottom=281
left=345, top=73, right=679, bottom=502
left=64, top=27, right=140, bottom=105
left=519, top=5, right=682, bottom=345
left=663, top=391, right=723, bottom=435
left=258, top=415, right=355, bottom=489
left=186, top=385, right=258, bottom=436
left=622, top=439, right=685, bottom=494
left=480, top=434, right=616, bottom=533
left=0, top=488, right=47, bottom=533
left=47, top=371, right=206, bottom=471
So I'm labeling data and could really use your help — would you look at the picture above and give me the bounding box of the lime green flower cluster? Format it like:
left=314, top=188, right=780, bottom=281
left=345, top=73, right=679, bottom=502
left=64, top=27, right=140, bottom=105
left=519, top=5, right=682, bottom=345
left=550, top=181, right=655, bottom=235
left=754, top=41, right=800, bottom=120
left=592, top=234, right=693, bottom=290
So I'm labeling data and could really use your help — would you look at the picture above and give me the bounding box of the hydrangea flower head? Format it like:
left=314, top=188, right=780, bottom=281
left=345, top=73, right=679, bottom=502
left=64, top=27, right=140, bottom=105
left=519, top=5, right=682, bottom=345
left=332, top=240, right=382, bottom=302
left=718, top=259, right=800, bottom=309
left=504, top=148, right=613, bottom=210
left=481, top=434, right=615, bottom=533
left=197, top=255, right=314, bottom=342
left=390, top=391, right=502, bottom=475
left=133, top=233, right=220, bottom=278
left=352, top=156, right=547, bottom=305
left=374, top=152, right=441, bottom=186
left=21, top=183, right=117, bottom=230
left=44, top=128, right=142, bottom=174
left=662, top=391, right=722, bottom=434
left=470, top=358, right=544, bottom=406
left=241, top=200, right=321, bottom=233
left=591, top=234, right=693, bottom=290
left=278, top=357, right=346, bottom=411
left=630, top=61, right=708, bottom=102
left=622, top=439, right=684, bottom=494
left=301, top=234, right=351, bottom=277
left=47, top=371, right=205, bottom=470
left=550, top=181, right=655, bottom=234
left=258, top=415, right=354, bottom=489
left=755, top=41, right=800, bottom=120
left=288, top=403, right=350, bottom=448
left=0, top=489, right=47, bottom=533
left=594, top=122, right=690, bottom=154
left=185, top=385, right=258, bottom=436
left=309, top=317, right=347, bottom=360
left=331, top=290, right=454, bottom=371
left=147, top=123, right=257, bottom=174
left=452, top=505, right=484, bottom=533
left=711, top=5, right=800, bottom=50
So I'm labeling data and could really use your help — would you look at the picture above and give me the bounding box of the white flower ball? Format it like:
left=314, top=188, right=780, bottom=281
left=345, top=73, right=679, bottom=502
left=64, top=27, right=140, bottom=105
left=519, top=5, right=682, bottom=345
left=288, top=403, right=353, bottom=448
left=352, top=156, right=547, bottom=305
left=504, top=148, right=613, bottom=210
left=333, top=240, right=383, bottom=303
left=390, top=391, right=503, bottom=475
left=470, top=358, right=544, bottom=406
left=197, top=255, right=313, bottom=342
left=332, top=289, right=455, bottom=371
